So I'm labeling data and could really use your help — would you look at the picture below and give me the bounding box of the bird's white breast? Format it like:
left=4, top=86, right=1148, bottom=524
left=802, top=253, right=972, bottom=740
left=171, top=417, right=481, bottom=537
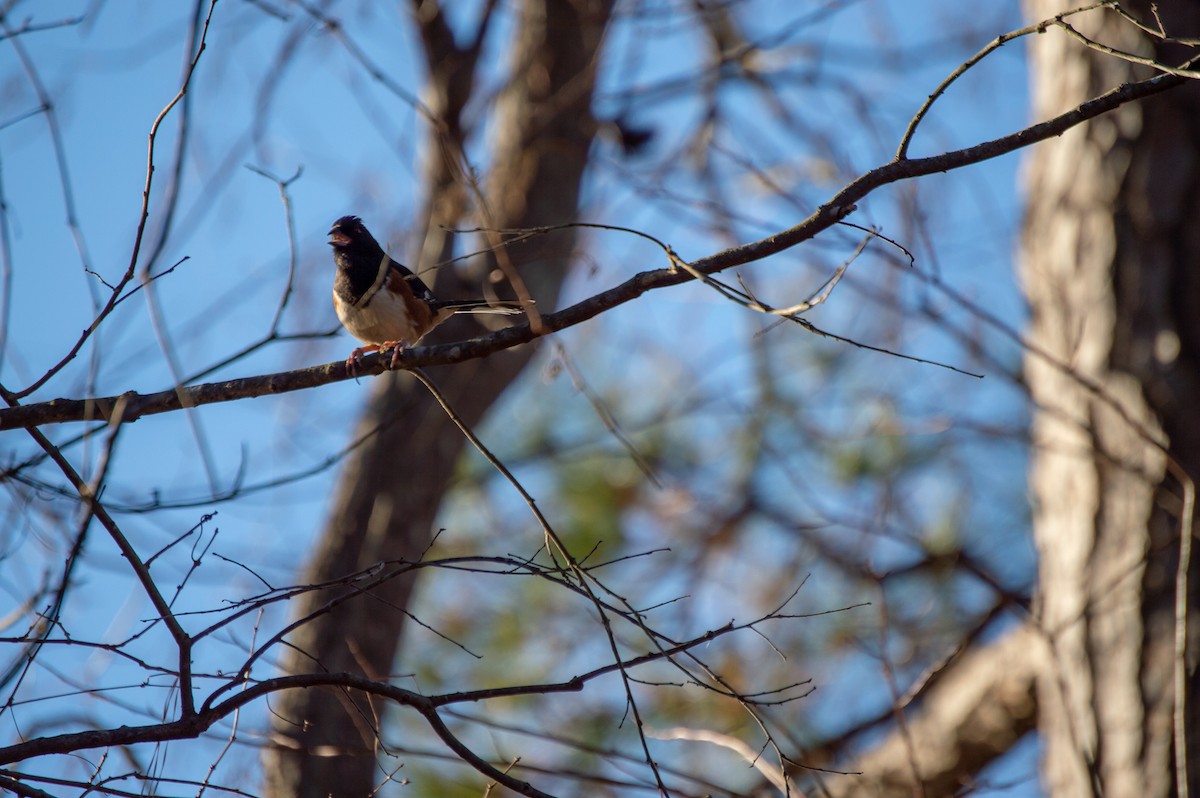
left=333, top=287, right=422, bottom=346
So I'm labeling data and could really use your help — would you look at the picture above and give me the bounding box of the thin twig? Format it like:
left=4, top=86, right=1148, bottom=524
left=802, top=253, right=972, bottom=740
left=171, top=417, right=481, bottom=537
left=552, top=340, right=663, bottom=488
left=410, top=368, right=673, bottom=795
left=10, top=0, right=220, bottom=400
left=245, top=164, right=304, bottom=333
left=896, top=2, right=1115, bottom=159
left=11, top=411, right=196, bottom=717
left=1168, top=457, right=1195, bottom=798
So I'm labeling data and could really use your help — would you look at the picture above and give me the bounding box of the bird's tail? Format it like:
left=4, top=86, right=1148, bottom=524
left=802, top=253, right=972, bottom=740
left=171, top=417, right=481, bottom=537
left=436, top=299, right=531, bottom=316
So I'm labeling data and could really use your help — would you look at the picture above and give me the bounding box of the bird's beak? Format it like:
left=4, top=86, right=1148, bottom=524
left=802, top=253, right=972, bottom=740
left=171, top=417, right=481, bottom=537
left=328, top=231, right=350, bottom=247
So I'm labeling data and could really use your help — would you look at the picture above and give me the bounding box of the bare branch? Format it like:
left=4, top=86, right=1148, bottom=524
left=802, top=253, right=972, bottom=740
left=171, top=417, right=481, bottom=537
left=1, top=59, right=1185, bottom=430
left=9, top=0, right=220, bottom=400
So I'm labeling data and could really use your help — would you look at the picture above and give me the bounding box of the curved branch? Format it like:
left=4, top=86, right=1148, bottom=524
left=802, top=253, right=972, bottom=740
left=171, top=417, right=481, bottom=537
left=19, top=421, right=197, bottom=717
left=0, top=64, right=1186, bottom=432
left=0, top=622, right=737, bottom=796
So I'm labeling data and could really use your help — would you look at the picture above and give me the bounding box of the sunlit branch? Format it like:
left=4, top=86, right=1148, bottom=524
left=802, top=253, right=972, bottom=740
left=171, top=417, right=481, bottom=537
left=1, top=58, right=1185, bottom=431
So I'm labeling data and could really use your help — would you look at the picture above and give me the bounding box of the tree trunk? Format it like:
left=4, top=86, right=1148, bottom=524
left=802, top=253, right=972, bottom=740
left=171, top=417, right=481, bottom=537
left=1021, top=2, right=1200, bottom=795
left=262, top=2, right=614, bottom=796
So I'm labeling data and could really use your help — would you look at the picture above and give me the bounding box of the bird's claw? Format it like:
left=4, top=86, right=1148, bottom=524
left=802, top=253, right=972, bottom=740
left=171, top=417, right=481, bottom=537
left=343, top=342, right=407, bottom=377
left=345, top=347, right=369, bottom=378
left=383, top=341, right=409, bottom=370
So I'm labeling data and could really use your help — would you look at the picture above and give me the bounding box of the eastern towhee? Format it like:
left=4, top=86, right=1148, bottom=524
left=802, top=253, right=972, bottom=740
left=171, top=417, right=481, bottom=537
left=329, top=215, right=525, bottom=373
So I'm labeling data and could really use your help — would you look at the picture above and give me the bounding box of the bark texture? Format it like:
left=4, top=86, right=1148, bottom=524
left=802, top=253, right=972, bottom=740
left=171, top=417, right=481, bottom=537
left=1021, top=2, right=1200, bottom=795
left=816, top=5, right=1199, bottom=794
left=262, top=2, right=614, bottom=796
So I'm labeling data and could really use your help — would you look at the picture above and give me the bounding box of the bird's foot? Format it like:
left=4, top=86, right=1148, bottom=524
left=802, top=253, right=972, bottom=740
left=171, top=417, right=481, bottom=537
left=345, top=345, right=380, bottom=377
left=381, top=340, right=410, bottom=370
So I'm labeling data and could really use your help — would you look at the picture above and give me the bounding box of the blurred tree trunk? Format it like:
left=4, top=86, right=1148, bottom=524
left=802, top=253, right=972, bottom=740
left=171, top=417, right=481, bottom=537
left=262, top=2, right=614, bottom=796
left=1022, top=1, right=1200, bottom=795
left=819, top=5, right=1199, bottom=796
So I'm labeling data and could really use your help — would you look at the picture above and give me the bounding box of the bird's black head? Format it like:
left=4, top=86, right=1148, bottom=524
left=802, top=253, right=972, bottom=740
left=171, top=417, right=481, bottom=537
left=329, top=215, right=372, bottom=250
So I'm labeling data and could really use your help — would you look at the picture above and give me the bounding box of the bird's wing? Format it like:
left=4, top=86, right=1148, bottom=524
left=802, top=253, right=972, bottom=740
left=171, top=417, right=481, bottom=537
left=388, top=258, right=437, bottom=302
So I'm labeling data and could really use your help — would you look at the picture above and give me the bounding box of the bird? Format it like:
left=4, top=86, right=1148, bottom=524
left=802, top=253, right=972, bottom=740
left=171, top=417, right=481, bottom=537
left=328, top=215, right=526, bottom=374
